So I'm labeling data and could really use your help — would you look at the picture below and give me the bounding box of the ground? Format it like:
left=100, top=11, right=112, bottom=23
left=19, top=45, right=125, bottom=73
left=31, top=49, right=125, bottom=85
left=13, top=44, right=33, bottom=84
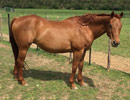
left=62, top=51, right=130, bottom=73
left=0, top=39, right=130, bottom=100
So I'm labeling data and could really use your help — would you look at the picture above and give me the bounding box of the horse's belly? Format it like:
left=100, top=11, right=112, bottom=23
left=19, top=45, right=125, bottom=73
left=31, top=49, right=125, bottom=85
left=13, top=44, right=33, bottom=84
left=37, top=40, right=71, bottom=53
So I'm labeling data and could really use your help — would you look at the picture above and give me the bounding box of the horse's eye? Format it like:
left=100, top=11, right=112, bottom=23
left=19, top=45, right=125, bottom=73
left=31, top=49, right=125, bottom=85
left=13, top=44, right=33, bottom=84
left=110, top=24, right=112, bottom=28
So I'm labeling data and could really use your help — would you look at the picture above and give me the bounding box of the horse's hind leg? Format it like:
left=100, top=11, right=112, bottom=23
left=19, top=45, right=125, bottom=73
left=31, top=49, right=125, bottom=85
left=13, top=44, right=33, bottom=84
left=11, top=44, right=19, bottom=80
left=17, top=48, right=28, bottom=85
left=14, top=60, right=18, bottom=80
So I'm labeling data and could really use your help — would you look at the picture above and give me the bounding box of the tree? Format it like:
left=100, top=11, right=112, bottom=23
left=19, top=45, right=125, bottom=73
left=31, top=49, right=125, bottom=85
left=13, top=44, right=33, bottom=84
left=0, top=0, right=130, bottom=10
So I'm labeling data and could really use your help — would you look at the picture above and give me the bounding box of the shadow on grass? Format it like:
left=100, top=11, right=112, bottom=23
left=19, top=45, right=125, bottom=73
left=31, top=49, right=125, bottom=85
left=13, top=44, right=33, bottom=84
left=10, top=69, right=95, bottom=88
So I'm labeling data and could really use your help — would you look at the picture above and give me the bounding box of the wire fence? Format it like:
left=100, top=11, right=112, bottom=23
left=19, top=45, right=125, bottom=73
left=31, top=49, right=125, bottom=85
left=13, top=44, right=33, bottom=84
left=0, top=14, right=2, bottom=41
left=1, top=9, right=130, bottom=35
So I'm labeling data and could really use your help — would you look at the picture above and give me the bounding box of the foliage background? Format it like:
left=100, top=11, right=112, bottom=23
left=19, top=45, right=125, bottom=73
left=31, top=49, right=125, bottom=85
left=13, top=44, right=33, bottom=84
left=0, top=0, right=130, bottom=10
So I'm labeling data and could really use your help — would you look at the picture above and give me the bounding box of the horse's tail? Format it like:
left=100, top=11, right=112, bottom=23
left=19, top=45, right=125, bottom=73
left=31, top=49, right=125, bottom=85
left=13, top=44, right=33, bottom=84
left=9, top=18, right=19, bottom=60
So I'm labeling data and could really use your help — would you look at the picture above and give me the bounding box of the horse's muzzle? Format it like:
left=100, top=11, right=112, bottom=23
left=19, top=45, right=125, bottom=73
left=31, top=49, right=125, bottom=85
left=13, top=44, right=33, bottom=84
left=112, top=41, right=120, bottom=47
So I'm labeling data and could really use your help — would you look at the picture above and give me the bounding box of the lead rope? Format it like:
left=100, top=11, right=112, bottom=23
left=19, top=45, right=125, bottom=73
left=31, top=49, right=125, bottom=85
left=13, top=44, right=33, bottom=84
left=107, top=38, right=111, bottom=71
left=107, top=27, right=112, bottom=71
left=23, top=61, right=29, bottom=70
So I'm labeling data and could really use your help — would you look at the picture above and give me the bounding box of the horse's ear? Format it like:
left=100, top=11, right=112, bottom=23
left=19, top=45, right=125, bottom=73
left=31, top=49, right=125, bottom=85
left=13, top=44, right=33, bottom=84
left=111, top=11, right=114, bottom=18
left=120, top=12, right=123, bottom=18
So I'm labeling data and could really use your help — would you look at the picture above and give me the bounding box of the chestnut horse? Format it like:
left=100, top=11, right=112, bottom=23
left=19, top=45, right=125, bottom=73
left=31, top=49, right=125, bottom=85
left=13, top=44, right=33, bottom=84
left=10, top=11, right=123, bottom=89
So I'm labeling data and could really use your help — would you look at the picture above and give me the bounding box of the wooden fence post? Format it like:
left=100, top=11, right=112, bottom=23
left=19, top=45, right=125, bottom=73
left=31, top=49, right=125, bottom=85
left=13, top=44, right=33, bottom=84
left=36, top=45, right=39, bottom=50
left=7, top=13, right=11, bottom=42
left=0, top=14, right=3, bottom=41
left=107, top=38, right=111, bottom=71
left=89, top=48, right=92, bottom=65
left=69, top=52, right=72, bottom=64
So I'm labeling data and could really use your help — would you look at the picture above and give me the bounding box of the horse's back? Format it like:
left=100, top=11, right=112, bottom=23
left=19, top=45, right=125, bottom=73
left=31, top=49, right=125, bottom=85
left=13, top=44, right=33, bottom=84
left=11, top=15, right=87, bottom=52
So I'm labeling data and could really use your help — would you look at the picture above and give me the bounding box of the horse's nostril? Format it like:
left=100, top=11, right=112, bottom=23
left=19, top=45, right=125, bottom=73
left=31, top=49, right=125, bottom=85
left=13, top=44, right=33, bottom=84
left=115, top=42, right=120, bottom=45
left=112, top=41, right=119, bottom=47
left=113, top=41, right=120, bottom=45
left=116, top=43, right=118, bottom=45
left=113, top=41, right=116, bottom=45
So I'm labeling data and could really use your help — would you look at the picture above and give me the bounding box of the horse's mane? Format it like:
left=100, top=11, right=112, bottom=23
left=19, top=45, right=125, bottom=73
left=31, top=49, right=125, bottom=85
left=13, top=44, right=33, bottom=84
left=96, top=13, right=121, bottom=18
left=66, top=13, right=121, bottom=26
left=65, top=14, right=96, bottom=26
left=78, top=14, right=95, bottom=26
left=78, top=13, right=121, bottom=26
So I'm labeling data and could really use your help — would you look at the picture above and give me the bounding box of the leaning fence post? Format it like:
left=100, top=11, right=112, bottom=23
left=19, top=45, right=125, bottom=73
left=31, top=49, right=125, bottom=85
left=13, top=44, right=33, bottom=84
left=0, top=14, right=3, bottom=41
left=107, top=38, right=111, bottom=71
left=69, top=52, right=72, bottom=64
left=89, top=48, right=92, bottom=65
left=36, top=45, right=39, bottom=50
left=7, top=13, right=11, bottom=42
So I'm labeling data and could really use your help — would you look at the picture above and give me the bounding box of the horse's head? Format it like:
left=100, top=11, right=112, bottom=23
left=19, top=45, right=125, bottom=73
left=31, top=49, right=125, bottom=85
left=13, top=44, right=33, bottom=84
left=107, top=11, right=123, bottom=47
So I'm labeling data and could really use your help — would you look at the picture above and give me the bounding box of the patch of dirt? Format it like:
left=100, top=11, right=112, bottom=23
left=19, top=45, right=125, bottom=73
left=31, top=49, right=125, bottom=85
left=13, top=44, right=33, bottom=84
left=25, top=53, right=60, bottom=69
left=61, top=94, right=69, bottom=100
left=38, top=96, right=46, bottom=100
left=8, top=84, right=15, bottom=90
left=30, top=44, right=37, bottom=49
left=0, top=94, right=9, bottom=100
left=2, top=34, right=9, bottom=41
left=0, top=43, right=9, bottom=48
left=14, top=94, right=22, bottom=100
left=85, top=51, right=130, bottom=73
left=38, top=95, right=56, bottom=100
left=61, top=52, right=130, bottom=73
left=47, top=95, right=56, bottom=100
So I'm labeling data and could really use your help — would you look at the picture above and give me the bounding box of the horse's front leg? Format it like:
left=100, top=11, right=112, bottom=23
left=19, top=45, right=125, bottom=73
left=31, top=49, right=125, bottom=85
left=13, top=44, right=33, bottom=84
left=77, top=50, right=87, bottom=87
left=69, top=50, right=84, bottom=89
left=78, top=61, right=87, bottom=87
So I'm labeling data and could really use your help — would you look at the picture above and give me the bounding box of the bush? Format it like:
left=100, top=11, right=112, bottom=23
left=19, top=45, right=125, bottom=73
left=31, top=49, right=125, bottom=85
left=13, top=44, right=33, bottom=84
left=0, top=0, right=130, bottom=10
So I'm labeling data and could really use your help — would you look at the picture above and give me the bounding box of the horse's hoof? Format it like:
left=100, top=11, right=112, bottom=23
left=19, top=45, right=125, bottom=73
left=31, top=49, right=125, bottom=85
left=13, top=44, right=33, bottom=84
left=72, top=86, right=78, bottom=90
left=24, top=83, right=29, bottom=86
left=78, top=80, right=87, bottom=87
left=81, top=83, right=87, bottom=87
left=14, top=75, right=18, bottom=80
left=19, top=80, right=26, bottom=86
left=71, top=86, right=78, bottom=90
left=21, top=80, right=26, bottom=85
left=14, top=77, right=18, bottom=80
left=71, top=83, right=78, bottom=90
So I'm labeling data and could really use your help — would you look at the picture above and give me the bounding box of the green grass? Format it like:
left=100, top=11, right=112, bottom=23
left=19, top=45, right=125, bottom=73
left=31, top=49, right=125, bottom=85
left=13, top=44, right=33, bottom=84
left=0, top=9, right=130, bottom=58
left=0, top=41, right=130, bottom=100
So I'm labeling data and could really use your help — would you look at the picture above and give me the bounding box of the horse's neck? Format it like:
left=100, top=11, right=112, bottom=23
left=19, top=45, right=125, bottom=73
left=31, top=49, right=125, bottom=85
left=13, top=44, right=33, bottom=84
left=90, top=24, right=106, bottom=40
left=89, top=17, right=110, bottom=40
